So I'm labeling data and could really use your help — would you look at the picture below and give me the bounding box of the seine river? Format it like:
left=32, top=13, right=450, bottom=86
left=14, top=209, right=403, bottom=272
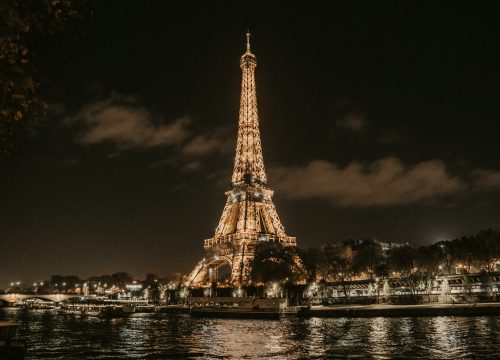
left=1, top=308, right=499, bottom=359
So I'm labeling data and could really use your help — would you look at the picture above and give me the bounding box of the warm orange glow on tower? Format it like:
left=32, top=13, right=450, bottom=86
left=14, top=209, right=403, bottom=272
left=187, top=33, right=297, bottom=286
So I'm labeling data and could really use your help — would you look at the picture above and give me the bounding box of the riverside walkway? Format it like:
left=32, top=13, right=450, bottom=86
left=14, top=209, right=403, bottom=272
left=298, top=302, right=500, bottom=317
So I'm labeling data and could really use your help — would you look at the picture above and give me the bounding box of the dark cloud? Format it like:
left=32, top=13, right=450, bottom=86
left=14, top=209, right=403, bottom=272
left=336, top=113, right=367, bottom=131
left=181, top=160, right=203, bottom=172
left=66, top=95, right=236, bottom=174
left=377, top=129, right=409, bottom=145
left=181, top=135, right=222, bottom=156
left=68, top=95, right=190, bottom=149
left=332, top=97, right=367, bottom=132
left=180, top=127, right=233, bottom=157
left=471, top=169, right=500, bottom=190
left=270, top=157, right=500, bottom=207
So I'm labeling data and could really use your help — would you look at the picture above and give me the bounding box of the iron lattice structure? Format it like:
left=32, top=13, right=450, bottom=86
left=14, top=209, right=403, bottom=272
left=187, top=33, right=298, bottom=286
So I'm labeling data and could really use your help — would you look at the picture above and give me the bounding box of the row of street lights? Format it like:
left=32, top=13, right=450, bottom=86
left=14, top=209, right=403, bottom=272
left=9, top=281, right=68, bottom=288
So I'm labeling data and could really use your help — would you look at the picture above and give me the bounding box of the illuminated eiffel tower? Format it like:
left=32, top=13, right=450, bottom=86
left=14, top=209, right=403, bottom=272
left=187, top=32, right=297, bottom=286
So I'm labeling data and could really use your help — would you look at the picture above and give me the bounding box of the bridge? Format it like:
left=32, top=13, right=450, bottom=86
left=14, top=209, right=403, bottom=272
left=0, top=293, right=80, bottom=304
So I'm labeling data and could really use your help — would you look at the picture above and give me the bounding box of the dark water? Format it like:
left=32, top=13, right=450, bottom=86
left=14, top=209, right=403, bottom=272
left=1, top=308, right=500, bottom=359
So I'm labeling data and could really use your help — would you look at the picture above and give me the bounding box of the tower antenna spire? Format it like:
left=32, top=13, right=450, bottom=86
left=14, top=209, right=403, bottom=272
left=246, top=29, right=251, bottom=52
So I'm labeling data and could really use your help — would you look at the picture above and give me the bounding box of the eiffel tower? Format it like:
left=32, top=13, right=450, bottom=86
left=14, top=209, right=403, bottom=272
left=187, top=32, right=297, bottom=286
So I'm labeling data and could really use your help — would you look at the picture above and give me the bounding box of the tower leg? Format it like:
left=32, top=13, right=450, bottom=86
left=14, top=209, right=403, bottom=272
left=187, top=259, right=209, bottom=286
left=231, top=243, right=256, bottom=285
left=231, top=245, right=244, bottom=285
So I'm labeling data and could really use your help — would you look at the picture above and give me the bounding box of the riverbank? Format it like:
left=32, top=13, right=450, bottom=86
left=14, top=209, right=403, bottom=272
left=190, top=308, right=282, bottom=319
left=298, top=302, right=500, bottom=317
left=146, top=301, right=500, bottom=319
left=5, top=301, right=500, bottom=319
left=155, top=305, right=190, bottom=314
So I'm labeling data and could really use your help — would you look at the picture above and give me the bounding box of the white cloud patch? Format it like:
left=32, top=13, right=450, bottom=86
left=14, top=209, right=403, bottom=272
left=69, top=97, right=190, bottom=149
left=269, top=157, right=500, bottom=207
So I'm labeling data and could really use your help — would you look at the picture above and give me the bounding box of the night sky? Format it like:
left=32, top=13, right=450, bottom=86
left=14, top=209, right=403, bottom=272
left=1, top=1, right=499, bottom=287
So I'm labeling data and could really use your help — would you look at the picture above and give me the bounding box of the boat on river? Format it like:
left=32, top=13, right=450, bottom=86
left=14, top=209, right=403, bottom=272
left=98, top=305, right=134, bottom=318
left=57, top=304, right=134, bottom=318
left=134, top=304, right=156, bottom=313
left=57, top=307, right=81, bottom=316
left=189, top=297, right=290, bottom=319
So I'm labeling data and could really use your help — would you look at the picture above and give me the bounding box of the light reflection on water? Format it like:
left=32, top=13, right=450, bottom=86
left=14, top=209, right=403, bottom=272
left=1, top=308, right=499, bottom=359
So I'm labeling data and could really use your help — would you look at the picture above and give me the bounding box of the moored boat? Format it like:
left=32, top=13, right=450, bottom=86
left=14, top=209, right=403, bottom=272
left=57, top=307, right=81, bottom=316
left=134, top=304, right=156, bottom=313
left=98, top=305, right=134, bottom=319
left=189, top=297, right=290, bottom=319
left=190, top=307, right=282, bottom=319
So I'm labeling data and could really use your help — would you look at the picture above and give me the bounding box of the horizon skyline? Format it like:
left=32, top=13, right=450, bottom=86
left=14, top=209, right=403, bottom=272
left=1, top=228, right=496, bottom=288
